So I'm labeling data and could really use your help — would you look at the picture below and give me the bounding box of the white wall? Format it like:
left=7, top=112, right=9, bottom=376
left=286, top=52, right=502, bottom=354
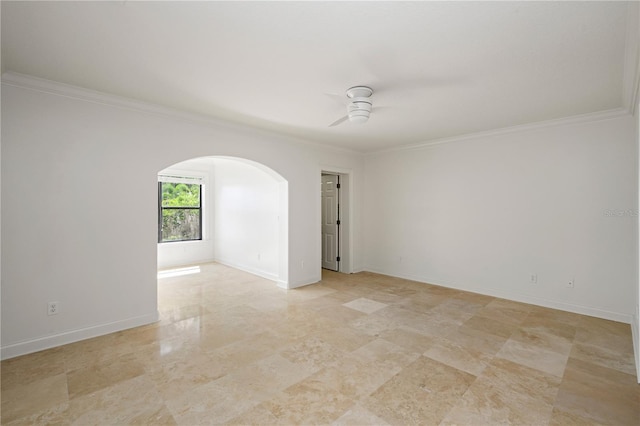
left=0, top=74, right=364, bottom=359
left=635, top=99, right=640, bottom=381
left=211, top=158, right=281, bottom=282
left=364, top=114, right=637, bottom=323
left=157, top=159, right=215, bottom=270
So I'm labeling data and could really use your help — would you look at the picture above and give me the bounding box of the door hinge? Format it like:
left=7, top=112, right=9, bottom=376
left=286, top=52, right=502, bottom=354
left=337, top=256, right=341, bottom=262
left=336, top=220, right=341, bottom=225
left=336, top=183, right=341, bottom=189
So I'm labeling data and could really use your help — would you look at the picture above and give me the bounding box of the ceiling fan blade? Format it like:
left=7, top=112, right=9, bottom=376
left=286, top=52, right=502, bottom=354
left=372, top=106, right=391, bottom=113
left=324, top=93, right=346, bottom=106
left=328, top=115, right=349, bottom=127
left=358, top=49, right=467, bottom=100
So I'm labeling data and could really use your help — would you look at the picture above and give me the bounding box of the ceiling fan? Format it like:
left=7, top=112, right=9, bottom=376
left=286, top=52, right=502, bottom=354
left=328, top=86, right=374, bottom=127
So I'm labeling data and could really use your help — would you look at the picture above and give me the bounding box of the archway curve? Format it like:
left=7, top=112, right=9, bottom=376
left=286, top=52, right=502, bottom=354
left=156, top=155, right=289, bottom=287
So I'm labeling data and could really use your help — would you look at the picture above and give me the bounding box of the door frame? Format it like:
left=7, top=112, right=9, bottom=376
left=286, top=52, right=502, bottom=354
left=319, top=167, right=352, bottom=274
left=321, top=173, right=340, bottom=271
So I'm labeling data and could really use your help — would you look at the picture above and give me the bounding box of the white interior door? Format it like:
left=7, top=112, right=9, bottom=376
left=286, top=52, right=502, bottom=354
left=321, top=174, right=339, bottom=271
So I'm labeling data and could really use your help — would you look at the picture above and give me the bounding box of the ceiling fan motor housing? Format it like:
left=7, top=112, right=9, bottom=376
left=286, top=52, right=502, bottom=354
left=346, top=86, right=373, bottom=99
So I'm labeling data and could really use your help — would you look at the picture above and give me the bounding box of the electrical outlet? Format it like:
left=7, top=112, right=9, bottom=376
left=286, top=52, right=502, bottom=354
left=47, top=301, right=59, bottom=316
left=567, top=279, right=575, bottom=289
left=530, top=273, right=537, bottom=284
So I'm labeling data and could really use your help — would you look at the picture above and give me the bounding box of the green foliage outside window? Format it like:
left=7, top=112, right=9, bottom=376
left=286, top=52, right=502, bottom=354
left=159, top=182, right=202, bottom=242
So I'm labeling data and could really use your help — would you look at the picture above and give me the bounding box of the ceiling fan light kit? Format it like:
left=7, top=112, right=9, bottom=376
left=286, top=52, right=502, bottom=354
left=347, top=86, right=373, bottom=124
left=348, top=100, right=372, bottom=123
left=329, top=86, right=374, bottom=126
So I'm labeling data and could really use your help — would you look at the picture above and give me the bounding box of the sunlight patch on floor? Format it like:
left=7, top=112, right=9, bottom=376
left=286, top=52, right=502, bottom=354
left=157, top=266, right=201, bottom=279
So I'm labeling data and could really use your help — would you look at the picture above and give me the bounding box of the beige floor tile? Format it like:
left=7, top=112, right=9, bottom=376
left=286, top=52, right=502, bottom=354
left=133, top=334, right=204, bottom=372
left=165, top=379, right=263, bottom=425
left=68, top=375, right=175, bottom=425
left=146, top=351, right=227, bottom=401
left=218, top=353, right=317, bottom=396
left=569, top=341, right=636, bottom=376
left=379, top=284, right=419, bottom=298
left=577, top=315, right=632, bottom=336
left=450, top=290, right=496, bottom=306
left=1, top=373, right=69, bottom=424
left=362, top=356, right=476, bottom=425
left=548, top=407, right=600, bottom=426
left=4, top=402, right=70, bottom=426
left=313, top=324, right=377, bottom=352
left=429, top=298, right=482, bottom=323
left=332, top=403, right=391, bottom=425
left=463, top=313, right=520, bottom=338
left=299, top=290, right=360, bottom=310
left=284, top=283, right=337, bottom=302
left=396, top=292, right=448, bottom=312
left=514, top=313, right=576, bottom=341
left=2, top=263, right=636, bottom=425
left=262, top=376, right=355, bottom=424
left=309, top=357, right=400, bottom=400
left=66, top=353, right=145, bottom=399
left=62, top=333, right=136, bottom=372
left=280, top=336, right=348, bottom=370
left=245, top=294, right=292, bottom=313
left=365, top=290, right=409, bottom=305
left=156, top=304, right=211, bottom=326
left=526, top=307, right=583, bottom=328
left=445, top=324, right=508, bottom=355
left=351, top=338, right=420, bottom=370
left=424, top=337, right=494, bottom=376
left=205, top=330, right=289, bottom=372
left=480, top=298, right=533, bottom=322
left=553, top=357, right=640, bottom=425
left=377, top=327, right=435, bottom=353
left=227, top=403, right=281, bottom=425
left=442, top=358, right=561, bottom=425
left=317, top=303, right=368, bottom=323
left=510, top=326, right=573, bottom=356
left=496, top=338, right=569, bottom=377
left=343, top=297, right=389, bottom=314
left=349, top=311, right=399, bottom=336
left=1, top=347, right=66, bottom=390
left=402, top=311, right=463, bottom=338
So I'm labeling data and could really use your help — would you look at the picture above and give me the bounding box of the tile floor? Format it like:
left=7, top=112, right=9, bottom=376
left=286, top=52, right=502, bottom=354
left=1, top=262, right=639, bottom=425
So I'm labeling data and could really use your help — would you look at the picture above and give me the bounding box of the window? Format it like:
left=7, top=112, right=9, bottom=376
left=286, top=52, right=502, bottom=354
left=158, top=175, right=203, bottom=243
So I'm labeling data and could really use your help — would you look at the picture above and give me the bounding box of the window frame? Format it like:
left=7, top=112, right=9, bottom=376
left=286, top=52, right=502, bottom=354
left=157, top=179, right=203, bottom=243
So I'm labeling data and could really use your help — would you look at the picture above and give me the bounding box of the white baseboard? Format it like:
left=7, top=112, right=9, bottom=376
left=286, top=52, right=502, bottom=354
left=213, top=257, right=280, bottom=283
left=287, top=272, right=322, bottom=289
left=632, top=309, right=640, bottom=383
left=0, top=311, right=159, bottom=360
left=157, top=256, right=216, bottom=271
left=363, top=267, right=633, bottom=324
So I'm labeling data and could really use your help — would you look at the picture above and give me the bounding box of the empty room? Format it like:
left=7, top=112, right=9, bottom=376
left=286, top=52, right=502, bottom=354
left=1, top=1, right=639, bottom=425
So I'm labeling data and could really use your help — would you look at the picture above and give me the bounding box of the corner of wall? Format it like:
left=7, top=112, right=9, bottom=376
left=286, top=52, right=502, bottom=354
left=287, top=274, right=321, bottom=290
left=634, top=306, right=640, bottom=383
left=1, top=311, right=159, bottom=360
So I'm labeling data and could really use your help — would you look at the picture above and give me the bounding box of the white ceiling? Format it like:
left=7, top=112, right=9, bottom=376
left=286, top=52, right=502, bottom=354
left=1, top=1, right=636, bottom=153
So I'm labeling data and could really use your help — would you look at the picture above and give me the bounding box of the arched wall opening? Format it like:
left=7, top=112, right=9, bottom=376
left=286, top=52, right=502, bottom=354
left=157, top=156, right=289, bottom=287
left=1, top=76, right=366, bottom=360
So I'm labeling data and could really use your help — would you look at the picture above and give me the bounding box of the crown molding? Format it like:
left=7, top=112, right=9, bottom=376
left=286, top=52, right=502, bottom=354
left=1, top=71, right=210, bottom=123
left=0, top=71, right=362, bottom=156
left=3, top=71, right=631, bottom=158
left=623, top=1, right=640, bottom=114
left=367, top=107, right=631, bottom=156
